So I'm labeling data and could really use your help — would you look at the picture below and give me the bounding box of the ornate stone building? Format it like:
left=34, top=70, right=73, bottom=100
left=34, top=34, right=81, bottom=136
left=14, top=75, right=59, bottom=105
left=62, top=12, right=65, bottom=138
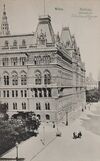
left=0, top=5, right=86, bottom=123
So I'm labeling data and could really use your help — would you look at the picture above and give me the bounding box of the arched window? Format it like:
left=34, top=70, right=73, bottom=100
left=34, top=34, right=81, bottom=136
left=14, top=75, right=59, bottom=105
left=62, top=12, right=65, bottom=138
left=22, top=102, right=26, bottom=110
left=22, top=39, right=26, bottom=46
left=13, top=102, right=17, bottom=110
left=13, top=40, right=17, bottom=47
left=3, top=72, right=9, bottom=85
left=5, top=102, right=9, bottom=110
left=12, top=72, right=18, bottom=85
left=44, top=70, right=51, bottom=84
left=21, top=71, right=27, bottom=85
left=35, top=71, right=41, bottom=85
left=46, top=114, right=50, bottom=120
left=37, top=114, right=41, bottom=120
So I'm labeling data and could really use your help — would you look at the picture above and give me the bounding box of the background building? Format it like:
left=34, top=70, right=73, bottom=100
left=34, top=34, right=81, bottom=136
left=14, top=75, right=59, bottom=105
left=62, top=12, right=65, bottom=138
left=0, top=5, right=86, bottom=123
left=86, top=73, right=98, bottom=91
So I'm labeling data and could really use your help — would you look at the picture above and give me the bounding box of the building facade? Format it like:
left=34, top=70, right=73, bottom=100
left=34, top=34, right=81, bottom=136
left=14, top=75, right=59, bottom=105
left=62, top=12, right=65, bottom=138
left=86, top=73, right=98, bottom=91
left=0, top=6, right=86, bottom=123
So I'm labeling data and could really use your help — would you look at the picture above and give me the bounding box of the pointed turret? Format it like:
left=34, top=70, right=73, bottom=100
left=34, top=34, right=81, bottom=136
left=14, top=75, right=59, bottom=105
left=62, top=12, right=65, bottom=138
left=60, top=27, right=72, bottom=48
left=0, top=4, right=10, bottom=36
left=35, top=15, right=55, bottom=45
left=56, top=32, right=60, bottom=43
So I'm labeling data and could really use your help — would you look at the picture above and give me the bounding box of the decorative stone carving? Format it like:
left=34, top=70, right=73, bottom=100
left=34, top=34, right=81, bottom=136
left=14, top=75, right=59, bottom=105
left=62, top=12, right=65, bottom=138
left=37, top=29, right=47, bottom=45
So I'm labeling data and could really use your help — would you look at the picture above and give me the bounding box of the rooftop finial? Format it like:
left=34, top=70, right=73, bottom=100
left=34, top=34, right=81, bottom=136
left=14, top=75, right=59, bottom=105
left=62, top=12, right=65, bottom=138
left=3, top=4, right=6, bottom=12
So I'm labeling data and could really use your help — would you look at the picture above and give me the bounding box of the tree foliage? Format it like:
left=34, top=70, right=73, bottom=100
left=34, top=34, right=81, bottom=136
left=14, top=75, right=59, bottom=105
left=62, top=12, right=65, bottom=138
left=86, top=89, right=100, bottom=102
left=0, top=111, right=40, bottom=156
left=0, top=103, right=9, bottom=120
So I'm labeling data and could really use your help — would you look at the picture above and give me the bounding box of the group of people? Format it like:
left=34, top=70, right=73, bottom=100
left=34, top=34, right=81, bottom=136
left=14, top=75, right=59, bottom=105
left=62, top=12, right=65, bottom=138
left=73, top=131, right=82, bottom=139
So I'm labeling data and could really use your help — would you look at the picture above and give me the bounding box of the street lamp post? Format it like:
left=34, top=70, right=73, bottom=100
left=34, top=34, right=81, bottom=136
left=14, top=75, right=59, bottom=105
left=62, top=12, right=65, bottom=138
left=66, top=111, right=68, bottom=126
left=16, top=142, right=19, bottom=161
left=43, top=125, right=45, bottom=144
left=56, top=111, right=62, bottom=137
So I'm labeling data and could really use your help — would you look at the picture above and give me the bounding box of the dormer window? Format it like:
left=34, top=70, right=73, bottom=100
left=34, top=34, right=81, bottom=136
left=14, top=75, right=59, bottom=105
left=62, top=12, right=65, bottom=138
left=13, top=40, right=17, bottom=47
left=37, top=30, right=47, bottom=46
left=22, top=39, right=26, bottom=46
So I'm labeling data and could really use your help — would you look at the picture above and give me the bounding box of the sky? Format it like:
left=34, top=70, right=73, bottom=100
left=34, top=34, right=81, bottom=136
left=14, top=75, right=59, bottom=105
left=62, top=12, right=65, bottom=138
left=0, top=0, right=100, bottom=80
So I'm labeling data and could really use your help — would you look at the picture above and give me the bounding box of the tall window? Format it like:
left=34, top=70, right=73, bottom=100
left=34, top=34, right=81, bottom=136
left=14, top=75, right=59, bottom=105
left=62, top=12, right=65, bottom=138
left=5, top=103, right=9, bottom=109
left=2, top=58, right=9, bottom=66
left=21, top=90, right=23, bottom=97
left=35, top=71, right=41, bottom=85
left=11, top=57, right=17, bottom=66
left=7, top=90, right=9, bottom=97
left=21, top=71, right=27, bottom=85
left=43, top=56, right=51, bottom=64
left=16, top=90, right=18, bottom=97
left=34, top=56, right=37, bottom=65
left=12, top=90, right=14, bottom=97
left=3, top=91, right=6, bottom=97
left=39, top=89, right=42, bottom=97
left=12, top=72, right=18, bottom=85
left=22, top=102, right=26, bottom=110
left=48, top=88, right=51, bottom=97
left=20, top=57, right=26, bottom=66
left=44, top=70, right=51, bottom=85
left=45, top=103, right=50, bottom=110
left=3, top=72, right=9, bottom=85
left=13, top=40, right=17, bottom=47
left=34, top=89, right=38, bottom=97
left=24, top=90, right=27, bottom=97
left=22, top=39, right=26, bottom=46
left=13, top=103, right=17, bottom=110
left=36, top=103, right=41, bottom=110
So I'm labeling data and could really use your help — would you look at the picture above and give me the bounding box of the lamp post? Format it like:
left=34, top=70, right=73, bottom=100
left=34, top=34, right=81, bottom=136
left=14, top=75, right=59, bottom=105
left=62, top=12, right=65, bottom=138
left=16, top=142, right=19, bottom=161
left=56, top=111, right=61, bottom=137
left=43, top=125, right=45, bottom=144
left=65, top=111, right=68, bottom=126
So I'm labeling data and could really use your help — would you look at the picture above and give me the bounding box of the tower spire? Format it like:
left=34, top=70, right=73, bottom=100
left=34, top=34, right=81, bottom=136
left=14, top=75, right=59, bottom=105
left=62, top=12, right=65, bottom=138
left=44, top=0, right=46, bottom=15
left=0, top=4, right=10, bottom=36
left=4, top=4, right=6, bottom=12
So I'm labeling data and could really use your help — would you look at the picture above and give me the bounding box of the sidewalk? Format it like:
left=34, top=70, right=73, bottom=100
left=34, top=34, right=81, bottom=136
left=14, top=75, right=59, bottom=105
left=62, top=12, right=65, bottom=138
left=2, top=102, right=100, bottom=161
left=2, top=123, right=57, bottom=161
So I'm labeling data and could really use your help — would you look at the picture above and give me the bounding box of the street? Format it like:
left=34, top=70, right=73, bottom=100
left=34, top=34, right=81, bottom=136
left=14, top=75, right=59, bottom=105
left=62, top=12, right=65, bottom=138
left=2, top=102, right=100, bottom=161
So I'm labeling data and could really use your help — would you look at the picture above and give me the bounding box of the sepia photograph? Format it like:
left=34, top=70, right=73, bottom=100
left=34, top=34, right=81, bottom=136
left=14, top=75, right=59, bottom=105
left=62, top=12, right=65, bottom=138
left=0, top=0, right=100, bottom=160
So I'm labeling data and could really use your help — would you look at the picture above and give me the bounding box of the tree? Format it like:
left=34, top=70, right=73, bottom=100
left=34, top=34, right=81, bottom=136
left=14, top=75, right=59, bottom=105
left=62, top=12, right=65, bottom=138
left=0, top=103, right=9, bottom=120
left=12, top=111, right=40, bottom=133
